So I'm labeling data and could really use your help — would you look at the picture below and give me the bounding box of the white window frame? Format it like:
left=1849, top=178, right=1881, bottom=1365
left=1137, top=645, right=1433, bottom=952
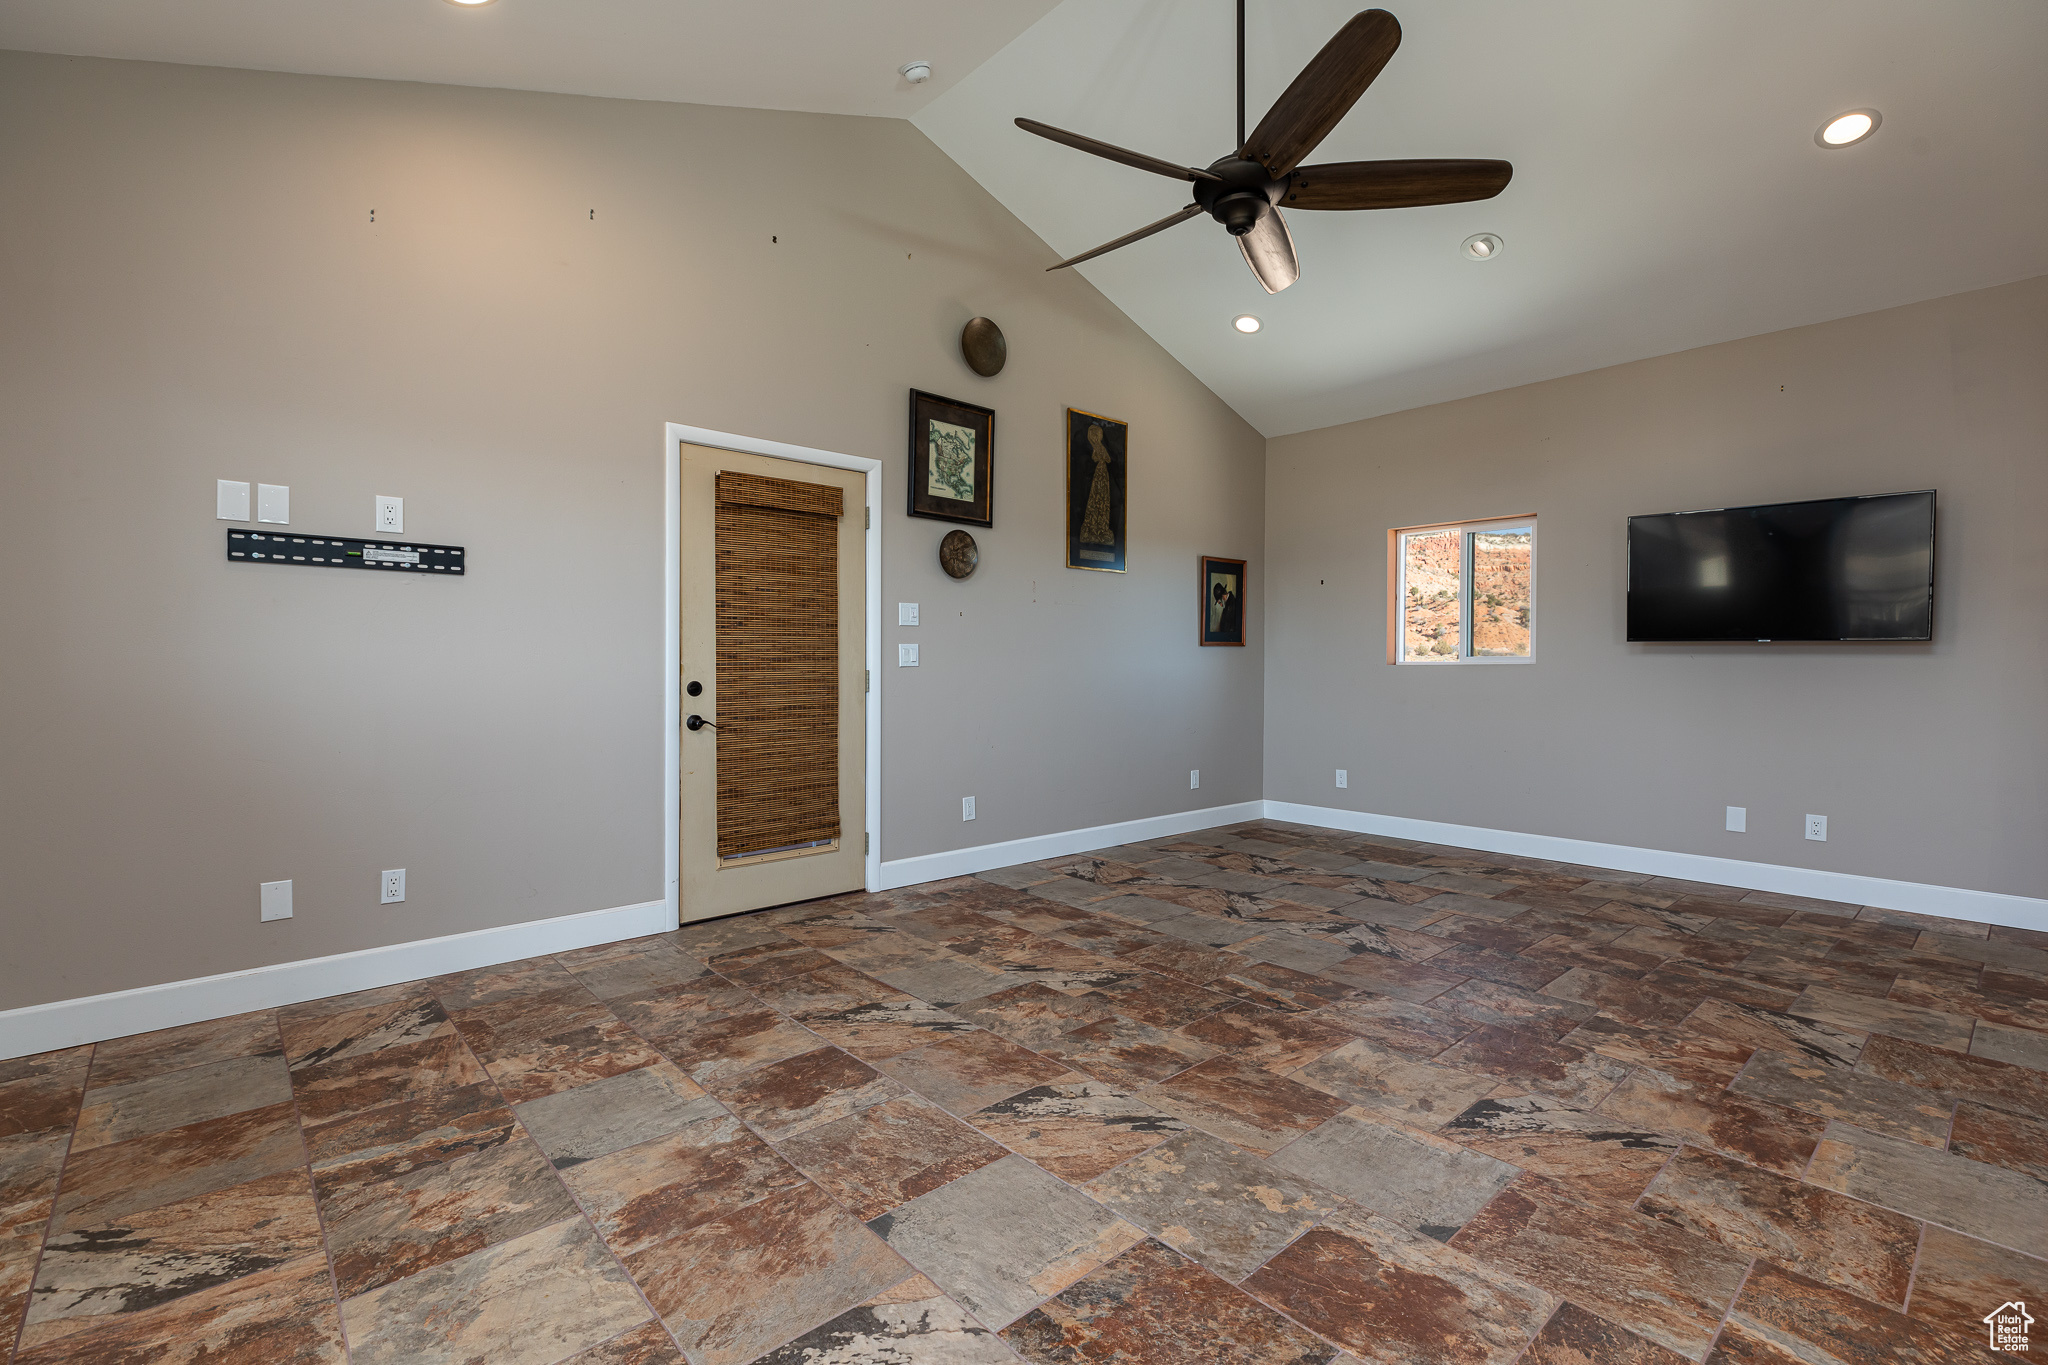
left=1388, top=514, right=1537, bottom=666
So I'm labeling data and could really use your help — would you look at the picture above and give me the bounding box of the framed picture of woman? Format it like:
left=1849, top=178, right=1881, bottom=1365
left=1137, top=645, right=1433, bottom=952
left=1065, top=408, right=1127, bottom=572
left=908, top=390, right=994, bottom=527
left=1200, top=556, right=1247, bottom=646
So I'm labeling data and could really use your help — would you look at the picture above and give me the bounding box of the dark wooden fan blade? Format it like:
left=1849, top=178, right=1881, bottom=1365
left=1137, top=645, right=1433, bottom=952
left=1241, top=9, right=1400, bottom=177
left=1283, top=159, right=1513, bottom=210
left=1047, top=203, right=1205, bottom=271
left=1016, top=119, right=1222, bottom=183
left=1237, top=206, right=1299, bottom=294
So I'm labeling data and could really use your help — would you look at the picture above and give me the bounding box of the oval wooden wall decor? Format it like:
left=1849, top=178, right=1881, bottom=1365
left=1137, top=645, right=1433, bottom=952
left=961, top=317, right=1007, bottom=377
left=940, top=530, right=979, bottom=579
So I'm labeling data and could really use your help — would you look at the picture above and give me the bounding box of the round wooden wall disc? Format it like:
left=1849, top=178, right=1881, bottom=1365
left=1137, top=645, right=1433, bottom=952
left=961, top=317, right=1007, bottom=377
left=939, top=529, right=979, bottom=579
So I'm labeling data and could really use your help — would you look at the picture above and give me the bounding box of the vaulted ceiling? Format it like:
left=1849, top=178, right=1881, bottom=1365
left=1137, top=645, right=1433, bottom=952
left=6, top=0, right=2045, bottom=436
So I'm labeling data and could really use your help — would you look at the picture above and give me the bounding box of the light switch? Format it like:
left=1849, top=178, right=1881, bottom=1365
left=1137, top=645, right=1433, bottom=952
left=898, top=602, right=919, bottom=626
left=260, top=880, right=293, bottom=922
left=257, top=484, right=290, bottom=524
left=898, top=643, right=919, bottom=667
left=374, top=495, right=403, bottom=534
left=217, top=480, right=251, bottom=521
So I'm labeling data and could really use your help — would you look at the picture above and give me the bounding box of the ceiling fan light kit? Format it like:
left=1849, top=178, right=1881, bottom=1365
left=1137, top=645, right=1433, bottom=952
left=1014, top=4, right=1512, bottom=294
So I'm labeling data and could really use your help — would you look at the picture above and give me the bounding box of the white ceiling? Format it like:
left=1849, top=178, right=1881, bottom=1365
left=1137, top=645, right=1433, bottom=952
left=5, top=1, right=2044, bottom=435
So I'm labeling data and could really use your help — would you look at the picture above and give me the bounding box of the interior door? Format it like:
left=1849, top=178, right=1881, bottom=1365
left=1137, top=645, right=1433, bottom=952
left=679, top=443, right=866, bottom=922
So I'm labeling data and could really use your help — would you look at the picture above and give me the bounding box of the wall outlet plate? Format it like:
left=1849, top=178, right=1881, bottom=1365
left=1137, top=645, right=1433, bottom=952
left=961, top=795, right=976, bottom=821
left=897, top=602, right=919, bottom=626
left=898, top=642, right=919, bottom=667
left=260, top=880, right=293, bottom=921
left=217, top=479, right=251, bottom=521
left=1805, top=814, right=1827, bottom=841
left=375, top=495, right=403, bottom=534
left=1190, top=769, right=1200, bottom=790
left=256, top=483, right=289, bottom=524
left=1335, top=769, right=1348, bottom=789
left=380, top=868, right=406, bottom=904
left=1726, top=806, right=1747, bottom=832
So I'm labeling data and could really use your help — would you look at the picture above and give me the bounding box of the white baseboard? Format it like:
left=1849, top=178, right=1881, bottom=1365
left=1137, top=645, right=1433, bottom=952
left=0, top=899, right=671, bottom=1062
left=1263, top=801, right=2048, bottom=932
left=877, top=801, right=1266, bottom=891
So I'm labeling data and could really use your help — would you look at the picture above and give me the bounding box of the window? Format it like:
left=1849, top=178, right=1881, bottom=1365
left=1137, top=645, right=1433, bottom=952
left=1389, top=515, right=1535, bottom=664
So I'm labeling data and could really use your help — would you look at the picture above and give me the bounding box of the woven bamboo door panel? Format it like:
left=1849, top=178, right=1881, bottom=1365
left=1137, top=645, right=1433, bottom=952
left=714, top=472, right=844, bottom=858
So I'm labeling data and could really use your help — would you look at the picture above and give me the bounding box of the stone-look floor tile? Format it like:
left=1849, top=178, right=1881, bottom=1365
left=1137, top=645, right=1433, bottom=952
left=1421, top=892, right=1540, bottom=921
left=950, top=982, right=1116, bottom=1048
left=1424, top=945, right=1569, bottom=993
left=876, top=1031, right=1073, bottom=1115
left=562, top=1320, right=688, bottom=1364
left=50, top=1101, right=303, bottom=1234
left=1856, top=1033, right=2048, bottom=1121
left=979, top=864, right=1061, bottom=890
left=1892, top=974, right=2048, bottom=1037
left=1, top=1127, right=70, bottom=1346
left=562, top=1109, right=804, bottom=1259
left=288, top=1030, right=486, bottom=1127
left=1084, top=1129, right=1336, bottom=1282
left=1857, top=906, right=1992, bottom=939
left=514, top=1060, right=719, bottom=1167
left=1681, top=997, right=1867, bottom=1069
left=1597, top=1067, right=1826, bottom=1178
left=317, top=1133, right=578, bottom=1298
left=88, top=1011, right=281, bottom=1088
left=799, top=998, right=981, bottom=1061
left=1296, top=1039, right=1499, bottom=1131
left=21, top=1168, right=325, bottom=1355
left=1637, top=1147, right=1919, bottom=1307
left=1436, top=979, right=1596, bottom=1037
left=1449, top=1175, right=1750, bottom=1359
left=1904, top=1225, right=2048, bottom=1341
left=1310, top=997, right=1474, bottom=1059
left=1970, top=1020, right=2048, bottom=1072
left=875, top=1155, right=1144, bottom=1327
left=344, top=1216, right=650, bottom=1365
left=0, top=1047, right=92, bottom=1140
left=1088, top=974, right=1241, bottom=1028
left=872, top=958, right=1018, bottom=1007
left=11, top=1253, right=346, bottom=1365
left=617, top=987, right=820, bottom=1081
left=1562, top=1014, right=1752, bottom=1090
left=1440, top=1094, right=1678, bottom=1204
left=671, top=917, right=799, bottom=959
left=1272, top=1112, right=1518, bottom=1240
left=302, top=1080, right=507, bottom=1174
left=1708, top=1261, right=1990, bottom=1365
left=1139, top=1055, right=1345, bottom=1155
left=706, top=1047, right=908, bottom=1142
left=447, top=986, right=614, bottom=1063
left=1729, top=1048, right=1954, bottom=1146
left=479, top=1014, right=667, bottom=1105
left=1236, top=932, right=1355, bottom=975
left=278, top=991, right=450, bottom=1070
left=706, top=941, right=843, bottom=988
left=1114, top=937, right=1249, bottom=987
left=777, top=1093, right=1008, bottom=1222
left=1154, top=913, right=1267, bottom=948
left=1037, top=1014, right=1218, bottom=1089
left=1319, top=920, right=1451, bottom=964
left=753, top=1272, right=1015, bottom=1364
left=1806, top=1121, right=2048, bottom=1259
left=750, top=962, right=908, bottom=1018
left=968, top=1079, right=1189, bottom=1182
left=1433, top=1025, right=1631, bottom=1107
left=1540, top=968, right=1701, bottom=1028
left=1519, top=1301, right=1695, bottom=1365
left=626, top=1186, right=909, bottom=1365
left=558, top=939, right=709, bottom=1002
left=1006, top=1237, right=1343, bottom=1365
left=429, top=956, right=586, bottom=1012
left=1242, top=1208, right=1557, bottom=1365
left=1785, top=985, right=1974, bottom=1050
left=73, top=1052, right=294, bottom=1151
left=1179, top=1003, right=1353, bottom=1073
left=1947, top=1100, right=2048, bottom=1183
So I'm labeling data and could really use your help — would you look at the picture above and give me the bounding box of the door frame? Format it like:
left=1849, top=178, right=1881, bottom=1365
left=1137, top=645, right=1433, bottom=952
left=663, top=422, right=883, bottom=928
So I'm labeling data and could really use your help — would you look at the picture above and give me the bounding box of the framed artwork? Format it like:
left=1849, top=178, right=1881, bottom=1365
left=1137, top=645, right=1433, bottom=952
left=1065, top=408, right=1127, bottom=572
left=1200, top=555, right=1247, bottom=646
left=907, top=390, right=994, bottom=527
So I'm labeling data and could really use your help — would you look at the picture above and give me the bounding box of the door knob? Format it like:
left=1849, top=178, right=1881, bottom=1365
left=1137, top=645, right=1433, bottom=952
left=686, top=714, right=717, bottom=731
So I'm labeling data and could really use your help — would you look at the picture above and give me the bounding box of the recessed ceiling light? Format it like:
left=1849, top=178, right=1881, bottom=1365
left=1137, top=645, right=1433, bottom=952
left=444, top=0, right=497, bottom=7
left=1462, top=233, right=1503, bottom=261
left=1232, top=314, right=1262, bottom=333
left=1817, top=109, right=1880, bottom=148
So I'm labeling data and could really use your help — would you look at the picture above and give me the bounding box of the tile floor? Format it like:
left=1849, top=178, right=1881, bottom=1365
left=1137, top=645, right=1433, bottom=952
left=4, top=819, right=2046, bottom=1364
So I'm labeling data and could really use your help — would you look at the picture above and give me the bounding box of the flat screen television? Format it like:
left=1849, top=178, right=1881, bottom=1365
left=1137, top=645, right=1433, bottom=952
left=1626, top=490, right=1935, bottom=642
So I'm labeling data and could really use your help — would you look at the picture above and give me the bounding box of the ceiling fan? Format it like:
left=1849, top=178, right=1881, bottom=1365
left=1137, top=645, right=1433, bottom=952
left=1015, top=3, right=1512, bottom=293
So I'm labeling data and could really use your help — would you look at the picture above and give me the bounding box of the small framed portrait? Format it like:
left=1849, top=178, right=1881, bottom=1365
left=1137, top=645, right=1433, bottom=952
left=907, top=390, right=994, bottom=527
left=1066, top=408, right=1127, bottom=572
left=1200, top=556, right=1247, bottom=646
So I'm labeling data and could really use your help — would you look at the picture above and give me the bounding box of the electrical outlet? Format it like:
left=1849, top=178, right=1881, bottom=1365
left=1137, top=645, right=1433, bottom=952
left=898, top=643, right=919, bottom=667
left=380, top=868, right=406, bottom=904
left=1335, top=769, right=1348, bottom=789
left=1805, top=814, right=1827, bottom=842
left=961, top=795, right=976, bottom=821
left=897, top=602, right=919, bottom=626
left=1190, top=769, right=1199, bottom=790
left=375, top=495, right=403, bottom=534
left=260, top=880, right=293, bottom=922
left=217, top=479, right=251, bottom=521
left=1726, top=806, right=1747, bottom=832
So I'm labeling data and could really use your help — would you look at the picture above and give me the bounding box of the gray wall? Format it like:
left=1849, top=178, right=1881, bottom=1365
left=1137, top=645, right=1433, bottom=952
left=1264, top=277, right=2048, bottom=900
left=0, top=51, right=1266, bottom=1010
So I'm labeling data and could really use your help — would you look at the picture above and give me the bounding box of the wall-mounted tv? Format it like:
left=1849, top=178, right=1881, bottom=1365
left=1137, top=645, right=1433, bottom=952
left=1627, top=490, right=1935, bottom=642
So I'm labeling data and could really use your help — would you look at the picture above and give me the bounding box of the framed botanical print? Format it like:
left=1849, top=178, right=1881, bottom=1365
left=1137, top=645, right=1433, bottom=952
left=1200, top=556, right=1247, bottom=646
left=907, top=390, right=994, bottom=527
left=1065, top=408, right=1127, bottom=572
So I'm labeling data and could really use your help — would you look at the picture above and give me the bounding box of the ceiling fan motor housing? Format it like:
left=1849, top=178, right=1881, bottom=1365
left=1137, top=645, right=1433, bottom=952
left=1196, top=157, right=1285, bottom=235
